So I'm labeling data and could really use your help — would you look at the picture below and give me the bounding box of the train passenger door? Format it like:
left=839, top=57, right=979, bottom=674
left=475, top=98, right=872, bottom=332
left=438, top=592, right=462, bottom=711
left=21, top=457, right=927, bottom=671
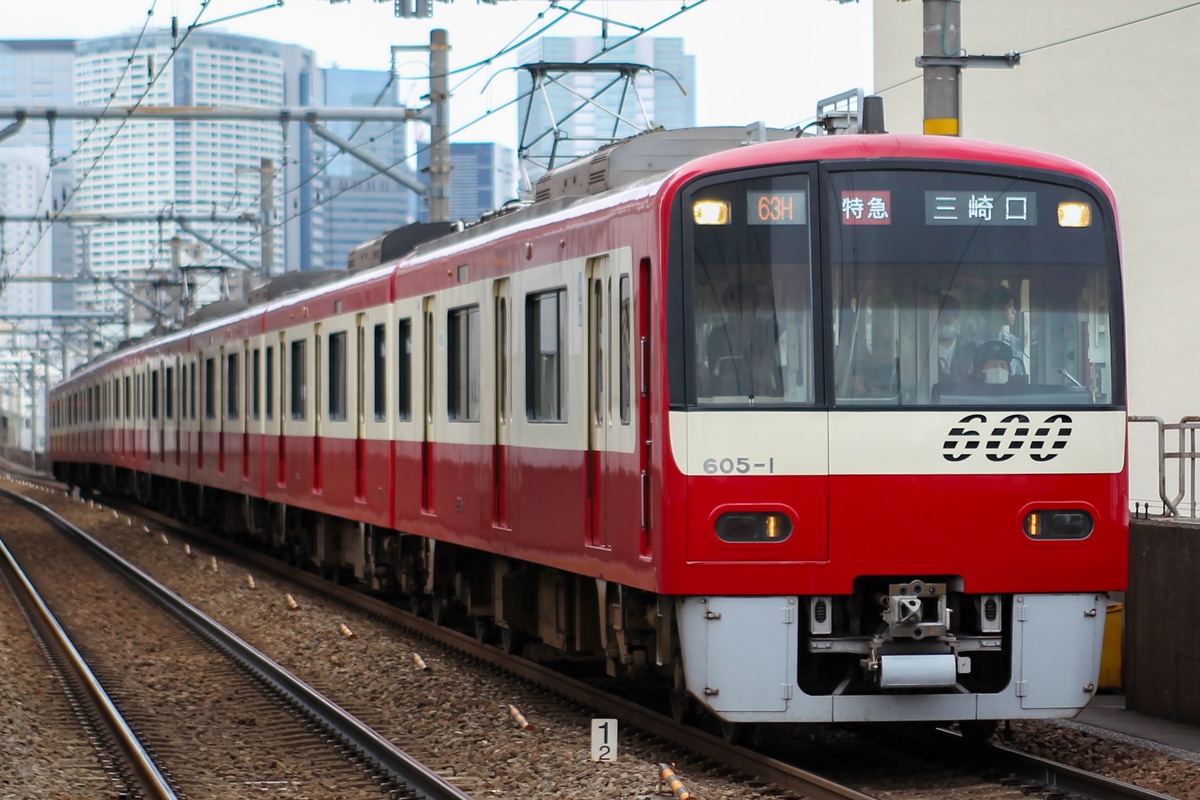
left=313, top=323, right=323, bottom=493
left=355, top=313, right=366, bottom=501
left=422, top=297, right=436, bottom=514
left=493, top=279, right=510, bottom=529
left=586, top=255, right=630, bottom=550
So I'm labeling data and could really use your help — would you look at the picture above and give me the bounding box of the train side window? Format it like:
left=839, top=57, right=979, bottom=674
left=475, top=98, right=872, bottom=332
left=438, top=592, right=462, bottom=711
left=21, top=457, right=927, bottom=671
left=251, top=348, right=261, bottom=420
left=151, top=370, right=160, bottom=420
left=189, top=363, right=196, bottom=420
left=165, top=366, right=175, bottom=420
left=328, top=331, right=348, bottom=422
left=124, top=376, right=132, bottom=420
left=226, top=352, right=240, bottom=420
left=205, top=358, right=216, bottom=419
left=373, top=324, right=386, bottom=421
left=290, top=339, right=307, bottom=420
left=265, top=346, right=274, bottom=420
left=447, top=305, right=480, bottom=421
left=526, top=288, right=567, bottom=422
left=397, top=318, right=412, bottom=421
left=180, top=366, right=187, bottom=421
left=619, top=275, right=631, bottom=425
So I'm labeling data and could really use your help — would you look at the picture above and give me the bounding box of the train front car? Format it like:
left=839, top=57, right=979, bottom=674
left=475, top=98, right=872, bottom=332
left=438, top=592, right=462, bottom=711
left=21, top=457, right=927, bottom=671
left=661, top=136, right=1125, bottom=733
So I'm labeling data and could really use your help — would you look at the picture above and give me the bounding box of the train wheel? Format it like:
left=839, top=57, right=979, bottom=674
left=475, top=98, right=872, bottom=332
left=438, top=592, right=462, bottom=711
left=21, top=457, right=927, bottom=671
left=669, top=688, right=696, bottom=726
left=669, top=662, right=696, bottom=725
left=958, top=720, right=998, bottom=743
left=500, top=625, right=523, bottom=655
left=719, top=720, right=753, bottom=747
left=473, top=617, right=494, bottom=644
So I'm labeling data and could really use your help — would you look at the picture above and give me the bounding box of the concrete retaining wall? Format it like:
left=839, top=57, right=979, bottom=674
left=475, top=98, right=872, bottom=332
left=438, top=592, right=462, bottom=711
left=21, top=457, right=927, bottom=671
left=1126, top=519, right=1200, bottom=725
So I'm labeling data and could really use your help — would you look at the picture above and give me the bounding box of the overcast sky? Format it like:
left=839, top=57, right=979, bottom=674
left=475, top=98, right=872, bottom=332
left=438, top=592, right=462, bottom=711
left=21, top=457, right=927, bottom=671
left=5, top=0, right=875, bottom=148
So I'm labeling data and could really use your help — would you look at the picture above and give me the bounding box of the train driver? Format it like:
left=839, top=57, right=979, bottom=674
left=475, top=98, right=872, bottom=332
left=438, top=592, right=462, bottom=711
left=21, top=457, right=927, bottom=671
left=974, top=340, right=1015, bottom=385
left=978, top=285, right=1028, bottom=377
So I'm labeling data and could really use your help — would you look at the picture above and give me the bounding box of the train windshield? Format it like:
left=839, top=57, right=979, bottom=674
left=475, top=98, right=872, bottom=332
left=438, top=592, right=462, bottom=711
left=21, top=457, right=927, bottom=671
left=680, top=165, right=1121, bottom=408
left=827, top=168, right=1119, bottom=407
left=687, top=172, right=817, bottom=406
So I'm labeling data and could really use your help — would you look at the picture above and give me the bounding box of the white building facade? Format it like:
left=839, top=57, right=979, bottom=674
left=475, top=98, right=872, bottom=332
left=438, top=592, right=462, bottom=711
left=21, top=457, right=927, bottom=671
left=874, top=1, right=1197, bottom=509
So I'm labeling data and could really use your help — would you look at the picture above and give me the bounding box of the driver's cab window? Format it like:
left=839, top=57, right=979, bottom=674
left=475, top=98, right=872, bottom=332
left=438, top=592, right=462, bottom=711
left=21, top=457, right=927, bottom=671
left=829, top=168, right=1118, bottom=408
left=687, top=172, right=816, bottom=407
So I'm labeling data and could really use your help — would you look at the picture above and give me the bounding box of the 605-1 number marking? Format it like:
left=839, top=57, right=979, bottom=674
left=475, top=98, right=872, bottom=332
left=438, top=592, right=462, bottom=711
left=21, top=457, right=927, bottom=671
left=702, top=457, right=775, bottom=475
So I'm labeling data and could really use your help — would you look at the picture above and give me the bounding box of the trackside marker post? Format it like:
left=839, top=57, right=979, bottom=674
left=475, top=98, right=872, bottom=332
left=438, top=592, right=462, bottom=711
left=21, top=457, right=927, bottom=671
left=590, top=718, right=617, bottom=762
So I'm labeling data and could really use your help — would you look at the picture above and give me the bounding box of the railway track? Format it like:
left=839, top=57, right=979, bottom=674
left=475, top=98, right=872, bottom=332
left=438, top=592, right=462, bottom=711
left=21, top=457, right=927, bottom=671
left=2, top=472, right=1189, bottom=800
left=0, top=483, right=473, bottom=800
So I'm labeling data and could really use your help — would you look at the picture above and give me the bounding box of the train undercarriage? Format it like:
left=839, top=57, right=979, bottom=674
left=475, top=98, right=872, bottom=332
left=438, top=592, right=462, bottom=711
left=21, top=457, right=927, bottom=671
left=55, top=461, right=1107, bottom=743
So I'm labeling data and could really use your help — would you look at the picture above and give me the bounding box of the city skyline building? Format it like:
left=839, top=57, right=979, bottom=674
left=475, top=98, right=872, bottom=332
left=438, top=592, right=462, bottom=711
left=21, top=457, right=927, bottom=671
left=71, top=30, right=325, bottom=332
left=418, top=141, right=515, bottom=224
left=322, top=66, right=419, bottom=265
left=0, top=40, right=77, bottom=452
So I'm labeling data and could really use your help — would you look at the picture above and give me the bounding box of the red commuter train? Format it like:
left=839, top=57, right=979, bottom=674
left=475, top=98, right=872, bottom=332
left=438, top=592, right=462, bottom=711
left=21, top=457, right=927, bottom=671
left=48, top=127, right=1127, bottom=740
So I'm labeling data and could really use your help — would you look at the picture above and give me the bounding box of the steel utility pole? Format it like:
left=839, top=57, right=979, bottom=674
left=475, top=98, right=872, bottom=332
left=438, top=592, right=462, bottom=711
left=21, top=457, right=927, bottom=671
left=922, top=0, right=961, bottom=136
left=917, top=1, right=1019, bottom=137
left=428, top=29, right=451, bottom=223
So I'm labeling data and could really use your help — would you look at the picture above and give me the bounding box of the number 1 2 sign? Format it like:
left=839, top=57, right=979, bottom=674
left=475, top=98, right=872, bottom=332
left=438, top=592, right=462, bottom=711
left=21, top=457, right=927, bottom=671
left=590, top=718, right=618, bottom=762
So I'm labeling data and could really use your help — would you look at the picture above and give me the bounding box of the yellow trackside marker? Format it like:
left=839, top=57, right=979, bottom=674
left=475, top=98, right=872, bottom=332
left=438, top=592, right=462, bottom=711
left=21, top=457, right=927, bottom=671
left=159, top=533, right=169, bottom=545
left=285, top=594, right=300, bottom=611
left=507, top=704, right=536, bottom=731
left=246, top=575, right=256, bottom=590
left=413, top=653, right=431, bottom=672
left=923, top=117, right=960, bottom=136
left=184, top=544, right=193, bottom=558
left=658, top=763, right=690, bottom=799
left=338, top=623, right=357, bottom=640
left=209, top=556, right=219, bottom=573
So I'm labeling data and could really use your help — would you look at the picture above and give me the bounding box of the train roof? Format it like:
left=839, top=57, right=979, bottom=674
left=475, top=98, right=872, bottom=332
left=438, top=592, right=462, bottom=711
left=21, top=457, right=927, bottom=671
left=52, top=129, right=1117, bottom=393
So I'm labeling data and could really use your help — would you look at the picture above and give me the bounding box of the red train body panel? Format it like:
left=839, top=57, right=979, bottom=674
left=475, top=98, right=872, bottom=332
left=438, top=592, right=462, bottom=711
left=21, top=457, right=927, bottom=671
left=48, top=130, right=1128, bottom=729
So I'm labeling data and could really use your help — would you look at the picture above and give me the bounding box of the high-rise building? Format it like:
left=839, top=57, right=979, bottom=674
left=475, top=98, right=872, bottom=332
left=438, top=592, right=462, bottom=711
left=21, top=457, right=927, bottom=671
left=516, top=36, right=696, bottom=184
left=72, top=30, right=325, bottom=327
left=416, top=141, right=515, bottom=224
left=322, top=67, right=419, bottom=265
left=0, top=40, right=76, bottom=452
left=0, top=40, right=76, bottom=316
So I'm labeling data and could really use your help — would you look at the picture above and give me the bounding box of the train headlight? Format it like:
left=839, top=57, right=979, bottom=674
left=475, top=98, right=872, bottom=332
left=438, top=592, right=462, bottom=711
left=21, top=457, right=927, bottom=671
left=1023, top=510, right=1093, bottom=540
left=693, top=199, right=730, bottom=226
left=1057, top=201, right=1092, bottom=227
left=715, top=512, right=792, bottom=543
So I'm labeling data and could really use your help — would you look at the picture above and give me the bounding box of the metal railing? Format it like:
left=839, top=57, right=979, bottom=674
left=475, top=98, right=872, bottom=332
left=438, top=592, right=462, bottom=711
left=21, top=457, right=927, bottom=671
left=1130, top=415, right=1200, bottom=521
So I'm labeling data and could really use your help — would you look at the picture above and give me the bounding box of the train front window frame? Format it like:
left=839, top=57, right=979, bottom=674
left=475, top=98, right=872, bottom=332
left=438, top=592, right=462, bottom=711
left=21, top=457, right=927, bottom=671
left=669, top=162, right=1122, bottom=411
left=679, top=167, right=818, bottom=408
left=825, top=165, right=1122, bottom=409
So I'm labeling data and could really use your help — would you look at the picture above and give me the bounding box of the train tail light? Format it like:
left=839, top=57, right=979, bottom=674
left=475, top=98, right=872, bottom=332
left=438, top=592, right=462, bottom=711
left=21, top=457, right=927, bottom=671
left=714, top=512, right=792, bottom=543
left=809, top=596, right=832, bottom=635
left=1023, top=510, right=1093, bottom=540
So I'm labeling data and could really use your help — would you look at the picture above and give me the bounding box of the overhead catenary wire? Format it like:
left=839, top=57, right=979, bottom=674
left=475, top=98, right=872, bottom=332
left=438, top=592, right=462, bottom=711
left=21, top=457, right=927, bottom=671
left=874, top=1, right=1200, bottom=97
left=1, top=0, right=214, bottom=292
left=185, top=0, right=711, bottom=273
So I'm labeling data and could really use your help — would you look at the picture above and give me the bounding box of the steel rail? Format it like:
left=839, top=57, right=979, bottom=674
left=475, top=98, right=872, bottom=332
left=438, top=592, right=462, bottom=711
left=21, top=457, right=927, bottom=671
left=1, top=486, right=474, bottom=800
left=121, top=501, right=878, bottom=800
left=96, top=494, right=1183, bottom=800
left=0, top=500, right=178, bottom=800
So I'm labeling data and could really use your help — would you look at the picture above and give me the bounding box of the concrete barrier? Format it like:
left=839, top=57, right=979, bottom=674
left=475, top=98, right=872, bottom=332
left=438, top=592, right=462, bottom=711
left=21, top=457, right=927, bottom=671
left=1125, top=518, right=1200, bottom=725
